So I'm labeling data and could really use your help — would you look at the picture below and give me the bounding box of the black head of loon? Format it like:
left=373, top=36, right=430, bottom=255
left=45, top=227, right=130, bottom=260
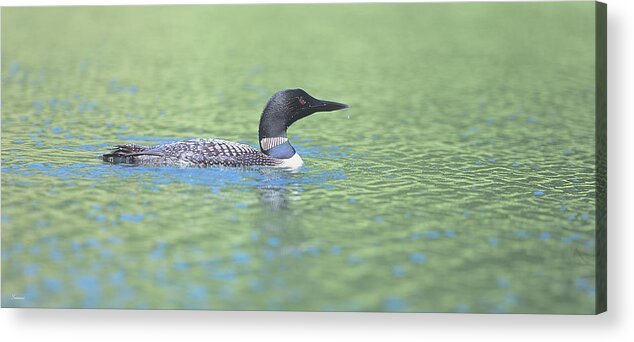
left=258, top=89, right=348, bottom=158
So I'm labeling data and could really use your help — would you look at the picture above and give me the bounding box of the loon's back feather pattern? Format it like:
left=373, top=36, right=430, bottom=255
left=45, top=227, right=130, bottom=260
left=103, top=139, right=281, bottom=167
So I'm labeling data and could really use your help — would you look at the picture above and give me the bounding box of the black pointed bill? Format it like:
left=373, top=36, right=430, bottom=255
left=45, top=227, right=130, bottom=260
left=312, top=99, right=349, bottom=112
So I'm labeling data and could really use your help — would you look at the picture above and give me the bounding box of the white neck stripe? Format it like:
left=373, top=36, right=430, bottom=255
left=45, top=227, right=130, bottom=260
left=260, top=137, right=288, bottom=151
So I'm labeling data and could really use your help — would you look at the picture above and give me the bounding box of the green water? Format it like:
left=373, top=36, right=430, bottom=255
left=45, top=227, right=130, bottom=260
left=1, top=3, right=600, bottom=313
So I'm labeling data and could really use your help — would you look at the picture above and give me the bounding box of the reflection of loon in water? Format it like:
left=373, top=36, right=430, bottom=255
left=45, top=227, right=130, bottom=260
left=259, top=186, right=291, bottom=211
left=102, top=89, right=348, bottom=169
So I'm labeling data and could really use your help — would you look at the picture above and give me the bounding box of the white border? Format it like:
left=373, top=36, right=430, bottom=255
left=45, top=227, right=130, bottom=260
left=1, top=1, right=633, bottom=341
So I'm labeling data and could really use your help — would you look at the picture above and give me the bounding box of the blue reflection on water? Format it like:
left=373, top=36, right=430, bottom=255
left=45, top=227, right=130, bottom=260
left=188, top=284, right=208, bottom=301
left=288, top=247, right=302, bottom=258
left=496, top=276, right=510, bottom=289
left=24, top=284, right=39, bottom=302
left=173, top=261, right=189, bottom=272
left=119, top=213, right=144, bottom=223
left=262, top=249, right=275, bottom=260
left=232, top=251, right=251, bottom=265
left=330, top=245, right=342, bottom=255
left=49, top=249, right=64, bottom=262
left=86, top=238, right=100, bottom=249
left=24, top=264, right=39, bottom=277
left=424, top=230, right=440, bottom=239
left=30, top=245, right=41, bottom=256
left=456, top=303, right=471, bottom=313
left=410, top=252, right=427, bottom=264
left=392, top=265, right=406, bottom=277
left=110, top=271, right=126, bottom=286
left=44, top=278, right=63, bottom=292
left=267, top=237, right=280, bottom=247
left=74, top=274, right=102, bottom=307
left=346, top=254, right=362, bottom=265
left=306, top=245, right=320, bottom=256
left=150, top=241, right=166, bottom=260
left=383, top=296, right=407, bottom=311
left=212, top=268, right=237, bottom=281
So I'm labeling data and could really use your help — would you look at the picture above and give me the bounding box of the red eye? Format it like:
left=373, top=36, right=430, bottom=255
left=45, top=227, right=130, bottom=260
left=298, top=97, right=306, bottom=105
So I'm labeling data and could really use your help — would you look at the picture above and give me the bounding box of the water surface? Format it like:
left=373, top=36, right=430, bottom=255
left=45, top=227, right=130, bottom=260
left=2, top=3, right=598, bottom=313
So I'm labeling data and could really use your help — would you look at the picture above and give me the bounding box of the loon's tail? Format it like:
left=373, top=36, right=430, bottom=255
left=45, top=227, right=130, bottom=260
left=102, top=144, right=149, bottom=164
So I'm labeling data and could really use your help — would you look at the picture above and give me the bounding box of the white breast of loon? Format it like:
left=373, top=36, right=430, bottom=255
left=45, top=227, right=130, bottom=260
left=276, top=153, right=304, bottom=169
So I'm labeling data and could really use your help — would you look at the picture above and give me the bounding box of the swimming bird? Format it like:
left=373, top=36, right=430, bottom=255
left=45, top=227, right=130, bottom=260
left=102, top=89, right=348, bottom=169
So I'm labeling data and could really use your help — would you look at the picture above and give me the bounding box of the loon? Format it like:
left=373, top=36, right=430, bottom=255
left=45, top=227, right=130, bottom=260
left=102, top=89, right=348, bottom=169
